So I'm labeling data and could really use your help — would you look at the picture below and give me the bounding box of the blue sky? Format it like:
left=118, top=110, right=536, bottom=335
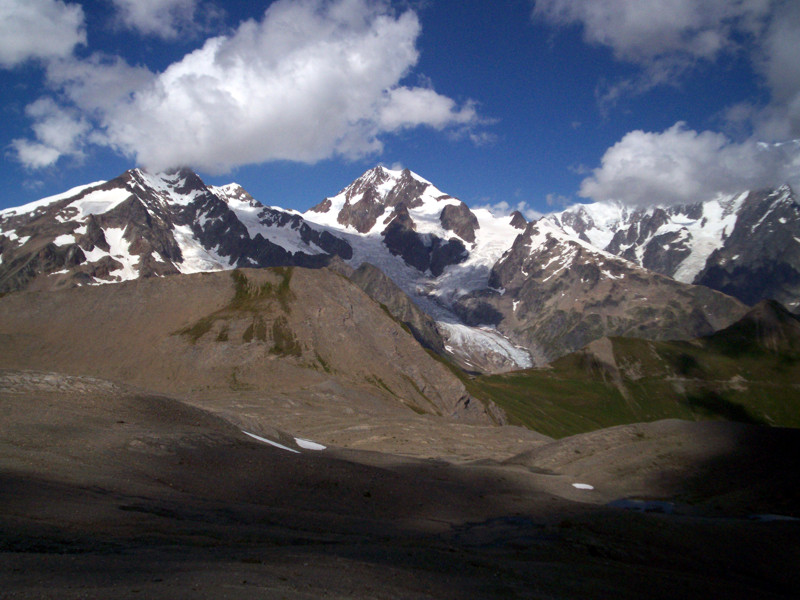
left=1, top=0, right=798, bottom=215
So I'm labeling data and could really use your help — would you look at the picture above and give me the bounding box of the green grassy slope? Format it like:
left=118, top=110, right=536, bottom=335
left=466, top=301, right=800, bottom=438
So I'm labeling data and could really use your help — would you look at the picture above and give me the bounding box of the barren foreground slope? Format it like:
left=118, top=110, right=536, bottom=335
left=1, top=371, right=799, bottom=599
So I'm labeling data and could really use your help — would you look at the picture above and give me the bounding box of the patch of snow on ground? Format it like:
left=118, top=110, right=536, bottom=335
left=242, top=431, right=300, bottom=453
left=3, top=230, right=30, bottom=245
left=572, top=483, right=594, bottom=490
left=295, top=437, right=326, bottom=451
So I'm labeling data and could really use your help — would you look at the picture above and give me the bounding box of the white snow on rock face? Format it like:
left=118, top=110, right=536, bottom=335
left=1, top=168, right=345, bottom=288
left=549, top=191, right=751, bottom=283
left=0, top=182, right=105, bottom=219
left=83, top=227, right=141, bottom=283
left=172, top=225, right=230, bottom=274
left=672, top=192, right=747, bottom=283
left=53, top=233, right=76, bottom=246
left=4, top=164, right=795, bottom=372
left=67, top=187, right=133, bottom=219
left=439, top=322, right=533, bottom=370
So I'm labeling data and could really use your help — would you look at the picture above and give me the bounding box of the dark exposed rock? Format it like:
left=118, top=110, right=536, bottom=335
left=383, top=169, right=429, bottom=209
left=440, top=202, right=479, bottom=243
left=337, top=186, right=386, bottom=233
left=298, top=223, right=353, bottom=260
left=509, top=210, right=527, bottom=229
left=77, top=215, right=109, bottom=253
left=381, top=205, right=430, bottom=272
left=429, top=238, right=468, bottom=277
left=641, top=230, right=692, bottom=276
left=452, top=290, right=504, bottom=326
left=381, top=205, right=468, bottom=275
left=0, top=242, right=86, bottom=293
left=83, top=255, right=124, bottom=279
left=308, top=197, right=332, bottom=213
left=0, top=167, right=355, bottom=293
left=330, top=167, right=432, bottom=234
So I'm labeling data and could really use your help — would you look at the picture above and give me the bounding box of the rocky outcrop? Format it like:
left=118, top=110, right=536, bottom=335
left=550, top=186, right=800, bottom=310
left=509, top=210, right=527, bottom=229
left=381, top=205, right=468, bottom=276
left=440, top=202, right=479, bottom=243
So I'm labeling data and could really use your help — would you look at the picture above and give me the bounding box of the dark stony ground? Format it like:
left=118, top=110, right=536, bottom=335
left=2, top=370, right=799, bottom=599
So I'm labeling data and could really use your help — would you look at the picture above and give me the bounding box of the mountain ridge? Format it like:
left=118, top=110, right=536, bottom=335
left=2, top=164, right=797, bottom=370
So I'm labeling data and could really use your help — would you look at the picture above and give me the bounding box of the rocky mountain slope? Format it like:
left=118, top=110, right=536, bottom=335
left=305, top=165, right=535, bottom=371
left=303, top=166, right=755, bottom=368
left=549, top=185, right=800, bottom=310
left=0, top=266, right=499, bottom=423
left=456, top=218, right=747, bottom=364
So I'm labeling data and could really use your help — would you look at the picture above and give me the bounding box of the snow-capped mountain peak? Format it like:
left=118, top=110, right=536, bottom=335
left=307, top=166, right=455, bottom=235
left=0, top=167, right=352, bottom=292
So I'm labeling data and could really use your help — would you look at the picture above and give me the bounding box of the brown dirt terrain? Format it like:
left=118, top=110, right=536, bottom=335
left=2, top=371, right=799, bottom=599
left=0, top=267, right=499, bottom=423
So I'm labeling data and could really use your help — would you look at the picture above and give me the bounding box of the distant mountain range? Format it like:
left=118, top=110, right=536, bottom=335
left=2, top=165, right=798, bottom=371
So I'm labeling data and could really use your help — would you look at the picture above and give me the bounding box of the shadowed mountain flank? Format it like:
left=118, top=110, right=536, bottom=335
left=349, top=262, right=446, bottom=353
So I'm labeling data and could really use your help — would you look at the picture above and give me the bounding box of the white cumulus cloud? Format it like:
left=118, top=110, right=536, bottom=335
left=18, top=0, right=482, bottom=173
left=533, top=0, right=770, bottom=68
left=0, top=0, right=85, bottom=68
left=475, top=199, right=542, bottom=222
left=532, top=0, right=780, bottom=107
left=378, top=86, right=478, bottom=131
left=110, top=0, right=206, bottom=39
left=752, top=1, right=800, bottom=141
left=579, top=122, right=800, bottom=205
left=11, top=97, right=90, bottom=168
left=536, top=1, right=800, bottom=204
